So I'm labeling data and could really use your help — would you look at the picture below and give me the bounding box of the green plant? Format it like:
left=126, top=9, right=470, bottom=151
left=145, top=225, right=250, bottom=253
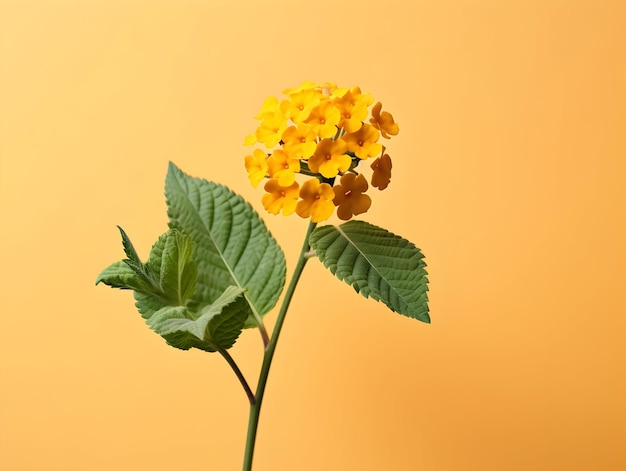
left=96, top=82, right=429, bottom=470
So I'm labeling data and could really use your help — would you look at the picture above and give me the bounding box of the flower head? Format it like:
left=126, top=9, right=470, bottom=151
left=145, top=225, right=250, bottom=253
left=245, top=82, right=399, bottom=221
left=296, top=179, right=335, bottom=223
left=333, top=173, right=371, bottom=220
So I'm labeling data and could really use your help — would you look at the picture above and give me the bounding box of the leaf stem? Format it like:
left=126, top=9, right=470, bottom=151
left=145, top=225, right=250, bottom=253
left=246, top=300, right=270, bottom=348
left=215, top=345, right=256, bottom=405
left=242, top=220, right=317, bottom=471
left=257, top=319, right=270, bottom=348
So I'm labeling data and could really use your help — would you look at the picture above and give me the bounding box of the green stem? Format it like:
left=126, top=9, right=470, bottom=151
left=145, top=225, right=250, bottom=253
left=216, top=345, right=256, bottom=405
left=257, top=318, right=270, bottom=348
left=246, top=298, right=270, bottom=347
left=242, top=220, right=317, bottom=471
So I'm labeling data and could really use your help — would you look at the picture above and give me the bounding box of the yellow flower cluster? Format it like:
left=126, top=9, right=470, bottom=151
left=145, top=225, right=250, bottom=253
left=244, top=82, right=398, bottom=223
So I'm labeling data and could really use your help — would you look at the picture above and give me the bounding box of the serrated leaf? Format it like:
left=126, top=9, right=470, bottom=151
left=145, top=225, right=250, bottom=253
left=97, top=228, right=197, bottom=309
left=148, top=286, right=250, bottom=352
left=205, top=287, right=251, bottom=349
left=97, top=227, right=247, bottom=352
left=147, top=306, right=209, bottom=351
left=165, top=162, right=286, bottom=327
left=96, top=260, right=153, bottom=293
left=134, top=291, right=169, bottom=320
left=145, top=229, right=198, bottom=306
left=309, top=220, right=430, bottom=323
left=117, top=225, right=143, bottom=267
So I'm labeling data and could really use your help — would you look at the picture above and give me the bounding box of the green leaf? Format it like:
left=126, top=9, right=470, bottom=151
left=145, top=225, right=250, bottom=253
left=165, top=162, right=286, bottom=327
left=309, top=221, right=430, bottom=323
left=117, top=225, right=145, bottom=273
left=205, top=287, right=252, bottom=349
left=96, top=228, right=197, bottom=308
left=145, top=229, right=198, bottom=306
left=97, top=227, right=249, bottom=352
left=96, top=260, right=153, bottom=293
left=148, top=286, right=250, bottom=352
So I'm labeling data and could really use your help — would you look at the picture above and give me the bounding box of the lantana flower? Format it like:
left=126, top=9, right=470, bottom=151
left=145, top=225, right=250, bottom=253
left=370, top=102, right=399, bottom=138
left=244, top=82, right=399, bottom=222
left=262, top=179, right=299, bottom=216
left=333, top=89, right=370, bottom=133
left=282, top=124, right=317, bottom=160
left=307, top=139, right=351, bottom=178
left=245, top=149, right=269, bottom=188
left=333, top=173, right=372, bottom=221
left=280, top=89, right=321, bottom=123
left=305, top=100, right=341, bottom=139
left=295, top=179, right=335, bottom=223
left=255, top=113, right=288, bottom=148
left=255, top=96, right=280, bottom=119
left=267, top=149, right=300, bottom=187
left=342, top=124, right=382, bottom=160
left=370, top=151, right=392, bottom=190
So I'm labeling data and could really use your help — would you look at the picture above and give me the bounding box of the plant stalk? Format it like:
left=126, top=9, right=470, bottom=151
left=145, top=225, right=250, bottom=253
left=242, top=221, right=317, bottom=471
left=216, top=345, right=256, bottom=405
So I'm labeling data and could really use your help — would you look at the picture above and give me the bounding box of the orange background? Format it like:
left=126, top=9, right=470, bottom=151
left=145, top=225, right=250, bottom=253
left=1, top=1, right=625, bottom=470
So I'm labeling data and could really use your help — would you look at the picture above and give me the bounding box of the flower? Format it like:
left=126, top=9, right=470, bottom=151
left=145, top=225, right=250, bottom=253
left=304, top=100, right=341, bottom=139
left=333, top=89, right=369, bottom=133
left=280, top=89, right=321, bottom=123
left=370, top=151, right=392, bottom=190
left=282, top=124, right=317, bottom=160
left=307, top=138, right=351, bottom=178
left=342, top=124, right=382, bottom=160
left=255, top=113, right=288, bottom=148
left=295, top=178, right=335, bottom=222
left=267, top=149, right=300, bottom=187
left=262, top=179, right=299, bottom=216
left=245, top=82, right=399, bottom=221
left=244, top=149, right=269, bottom=187
left=255, top=96, right=280, bottom=119
left=332, top=173, right=371, bottom=220
left=369, top=102, right=399, bottom=138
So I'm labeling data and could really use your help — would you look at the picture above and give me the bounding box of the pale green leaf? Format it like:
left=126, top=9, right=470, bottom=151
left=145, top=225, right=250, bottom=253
left=145, top=229, right=197, bottom=306
left=165, top=162, right=285, bottom=327
left=204, top=287, right=252, bottom=349
left=97, top=228, right=197, bottom=308
left=309, top=221, right=430, bottom=323
left=97, top=227, right=247, bottom=351
left=117, top=226, right=143, bottom=268
left=96, top=260, right=153, bottom=293
left=148, top=286, right=250, bottom=352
